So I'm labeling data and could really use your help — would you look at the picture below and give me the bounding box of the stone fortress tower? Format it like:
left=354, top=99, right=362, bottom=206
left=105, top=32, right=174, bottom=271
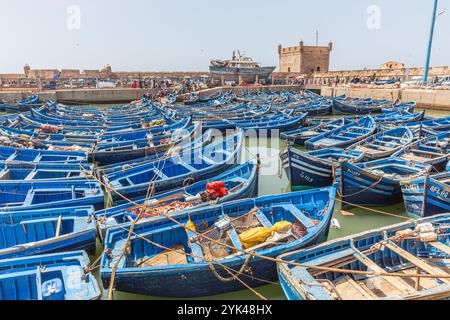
left=278, top=41, right=333, bottom=74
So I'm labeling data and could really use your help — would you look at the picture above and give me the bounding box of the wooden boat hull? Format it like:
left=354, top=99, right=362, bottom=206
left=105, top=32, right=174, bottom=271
left=339, top=161, right=404, bottom=207
left=95, top=162, right=259, bottom=240
left=102, top=130, right=243, bottom=201
left=101, top=187, right=336, bottom=297
left=0, top=180, right=104, bottom=211
left=347, top=127, right=413, bottom=161
left=281, top=118, right=352, bottom=146
left=0, top=250, right=101, bottom=300
left=305, top=117, right=376, bottom=151
left=332, top=99, right=383, bottom=115
left=281, top=147, right=335, bottom=188
left=401, top=174, right=450, bottom=219
left=277, top=213, right=450, bottom=300
left=0, top=206, right=97, bottom=259
left=90, top=143, right=171, bottom=165
left=238, top=114, right=307, bottom=137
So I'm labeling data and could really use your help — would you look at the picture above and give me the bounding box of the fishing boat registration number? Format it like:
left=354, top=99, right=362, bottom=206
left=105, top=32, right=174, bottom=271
left=429, top=185, right=449, bottom=198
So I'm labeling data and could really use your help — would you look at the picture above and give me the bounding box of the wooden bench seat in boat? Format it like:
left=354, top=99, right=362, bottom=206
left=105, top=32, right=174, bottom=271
left=351, top=245, right=415, bottom=293
left=226, top=228, right=243, bottom=252
left=401, top=154, right=432, bottom=162
left=343, top=132, right=364, bottom=138
left=428, top=241, right=450, bottom=256
left=186, top=228, right=204, bottom=263
left=409, top=149, right=444, bottom=157
left=299, top=130, right=320, bottom=136
left=316, top=137, right=352, bottom=146
left=355, top=145, right=394, bottom=153
left=177, top=161, right=197, bottom=173
left=152, top=168, right=168, bottom=179
left=382, top=135, right=407, bottom=141
left=305, top=248, right=355, bottom=267
left=373, top=139, right=403, bottom=147
left=289, top=266, right=334, bottom=300
left=137, top=244, right=187, bottom=267
left=254, top=210, right=273, bottom=228
left=383, top=241, right=450, bottom=284
left=334, top=275, right=376, bottom=299
left=216, top=214, right=244, bottom=252
left=275, top=204, right=315, bottom=228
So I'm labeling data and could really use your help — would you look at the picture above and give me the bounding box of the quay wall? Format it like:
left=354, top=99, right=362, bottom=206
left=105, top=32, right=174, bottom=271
left=0, top=88, right=158, bottom=104
left=317, top=86, right=450, bottom=110
left=2, top=85, right=448, bottom=110
left=0, top=85, right=305, bottom=104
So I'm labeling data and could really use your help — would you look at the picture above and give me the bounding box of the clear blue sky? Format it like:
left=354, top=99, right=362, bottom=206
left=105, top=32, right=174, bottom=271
left=0, top=0, right=448, bottom=72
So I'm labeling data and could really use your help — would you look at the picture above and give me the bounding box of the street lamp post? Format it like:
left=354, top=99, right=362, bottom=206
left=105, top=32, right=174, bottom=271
left=423, top=0, right=439, bottom=84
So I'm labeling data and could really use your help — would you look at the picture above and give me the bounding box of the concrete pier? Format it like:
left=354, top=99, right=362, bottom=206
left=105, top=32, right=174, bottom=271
left=0, top=85, right=305, bottom=104
left=0, top=88, right=158, bottom=104
left=1, top=85, right=448, bottom=110
left=318, top=86, right=450, bottom=110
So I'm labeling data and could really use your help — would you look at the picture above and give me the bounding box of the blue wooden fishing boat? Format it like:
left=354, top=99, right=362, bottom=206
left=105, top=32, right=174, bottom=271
left=281, top=147, right=364, bottom=188
left=281, top=118, right=352, bottom=145
left=281, top=101, right=333, bottom=116
left=332, top=98, right=387, bottom=115
left=0, top=250, right=101, bottom=300
left=91, top=122, right=198, bottom=164
left=400, top=116, right=450, bottom=132
left=0, top=125, right=97, bottom=144
left=372, top=110, right=425, bottom=124
left=401, top=172, right=450, bottom=218
left=101, top=129, right=243, bottom=201
left=347, top=127, right=414, bottom=161
left=305, top=116, right=376, bottom=150
left=393, top=131, right=450, bottom=172
left=374, top=78, right=397, bottom=85
left=200, top=110, right=289, bottom=131
left=18, top=112, right=161, bottom=133
left=4, top=95, right=41, bottom=113
left=100, top=186, right=337, bottom=297
left=31, top=105, right=164, bottom=127
left=19, top=95, right=40, bottom=105
left=0, top=206, right=96, bottom=259
left=0, top=145, right=88, bottom=163
left=0, top=180, right=104, bottom=211
left=0, top=162, right=93, bottom=181
left=0, top=129, right=95, bottom=153
left=95, top=162, right=258, bottom=239
left=97, top=116, right=191, bottom=143
left=96, top=129, right=213, bottom=176
left=277, top=213, right=450, bottom=300
left=338, top=157, right=432, bottom=207
left=382, top=102, right=416, bottom=113
left=235, top=113, right=307, bottom=135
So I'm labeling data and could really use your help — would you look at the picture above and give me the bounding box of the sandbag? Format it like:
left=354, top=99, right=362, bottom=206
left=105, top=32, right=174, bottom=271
left=239, top=227, right=273, bottom=249
left=271, top=221, right=293, bottom=233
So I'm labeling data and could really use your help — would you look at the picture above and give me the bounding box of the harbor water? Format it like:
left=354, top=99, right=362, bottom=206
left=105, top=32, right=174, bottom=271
left=90, top=107, right=447, bottom=300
